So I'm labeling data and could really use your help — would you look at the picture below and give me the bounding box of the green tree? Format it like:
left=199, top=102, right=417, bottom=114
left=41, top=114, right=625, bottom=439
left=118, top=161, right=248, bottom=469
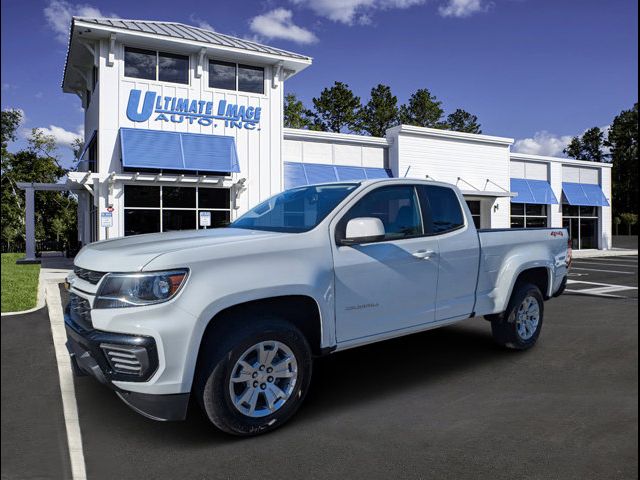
left=311, top=82, right=362, bottom=133
left=605, top=103, right=638, bottom=218
left=444, top=109, right=482, bottom=134
left=399, top=88, right=444, bottom=128
left=357, top=84, right=399, bottom=137
left=283, top=93, right=313, bottom=129
left=563, top=127, right=606, bottom=162
left=1, top=109, right=78, bottom=252
left=619, top=213, right=638, bottom=236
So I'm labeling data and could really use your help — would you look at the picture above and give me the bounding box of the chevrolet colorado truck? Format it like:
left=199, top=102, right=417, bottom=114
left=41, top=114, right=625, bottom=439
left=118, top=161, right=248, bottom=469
left=65, top=179, right=570, bottom=436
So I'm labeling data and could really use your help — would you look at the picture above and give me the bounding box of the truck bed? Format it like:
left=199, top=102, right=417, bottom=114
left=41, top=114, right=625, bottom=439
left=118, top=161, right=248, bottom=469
left=474, top=227, right=569, bottom=316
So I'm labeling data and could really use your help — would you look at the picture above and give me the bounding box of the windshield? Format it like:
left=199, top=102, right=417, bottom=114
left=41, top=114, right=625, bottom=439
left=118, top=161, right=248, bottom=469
left=230, top=183, right=359, bottom=233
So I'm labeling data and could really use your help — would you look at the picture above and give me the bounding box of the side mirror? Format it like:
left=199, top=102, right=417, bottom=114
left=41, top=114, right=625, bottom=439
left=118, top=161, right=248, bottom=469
left=341, top=217, right=386, bottom=245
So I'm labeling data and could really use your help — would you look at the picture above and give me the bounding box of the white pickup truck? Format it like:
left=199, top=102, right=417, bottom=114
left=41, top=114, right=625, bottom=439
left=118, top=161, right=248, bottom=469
left=65, top=179, right=570, bottom=436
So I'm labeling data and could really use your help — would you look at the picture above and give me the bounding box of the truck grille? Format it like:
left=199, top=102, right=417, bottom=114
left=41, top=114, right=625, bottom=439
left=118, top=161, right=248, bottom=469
left=100, top=344, right=150, bottom=376
left=73, top=266, right=106, bottom=285
left=68, top=293, right=93, bottom=330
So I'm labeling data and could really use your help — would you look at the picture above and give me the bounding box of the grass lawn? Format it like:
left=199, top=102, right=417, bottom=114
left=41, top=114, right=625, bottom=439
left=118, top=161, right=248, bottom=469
left=1, top=253, right=41, bottom=313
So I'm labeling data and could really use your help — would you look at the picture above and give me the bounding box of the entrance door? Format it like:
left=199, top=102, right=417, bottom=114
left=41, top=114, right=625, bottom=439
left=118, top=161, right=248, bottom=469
left=333, top=185, right=440, bottom=343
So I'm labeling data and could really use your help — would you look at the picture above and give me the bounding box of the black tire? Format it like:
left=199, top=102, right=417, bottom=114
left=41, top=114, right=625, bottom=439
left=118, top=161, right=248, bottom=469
left=195, top=317, right=312, bottom=436
left=490, top=282, right=544, bottom=350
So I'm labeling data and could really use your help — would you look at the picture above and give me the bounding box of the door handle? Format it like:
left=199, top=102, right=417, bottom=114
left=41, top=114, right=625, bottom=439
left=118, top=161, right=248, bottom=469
left=412, top=249, right=435, bottom=260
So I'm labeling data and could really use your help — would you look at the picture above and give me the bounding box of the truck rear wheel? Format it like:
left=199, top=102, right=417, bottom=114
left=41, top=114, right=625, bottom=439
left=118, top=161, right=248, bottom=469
left=490, top=282, right=544, bottom=350
left=196, top=318, right=312, bottom=436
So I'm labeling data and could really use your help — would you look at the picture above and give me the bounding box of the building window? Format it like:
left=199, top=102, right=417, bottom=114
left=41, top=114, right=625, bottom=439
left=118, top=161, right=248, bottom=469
left=124, top=47, right=189, bottom=85
left=511, top=204, right=548, bottom=228
left=208, top=59, right=264, bottom=94
left=123, top=185, right=231, bottom=236
left=465, top=201, right=481, bottom=229
left=86, top=135, right=97, bottom=173
left=238, top=64, right=264, bottom=94
left=124, top=47, right=156, bottom=80
left=562, top=203, right=598, bottom=250
left=158, top=52, right=189, bottom=84
left=209, top=60, right=236, bottom=90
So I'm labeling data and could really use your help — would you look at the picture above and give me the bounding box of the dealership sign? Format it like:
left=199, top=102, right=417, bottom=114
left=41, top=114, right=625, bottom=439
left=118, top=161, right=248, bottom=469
left=126, top=89, right=261, bottom=130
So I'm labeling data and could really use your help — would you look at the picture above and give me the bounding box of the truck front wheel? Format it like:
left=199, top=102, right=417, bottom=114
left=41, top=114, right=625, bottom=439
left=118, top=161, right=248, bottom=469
left=490, top=283, right=544, bottom=350
left=196, top=318, right=312, bottom=436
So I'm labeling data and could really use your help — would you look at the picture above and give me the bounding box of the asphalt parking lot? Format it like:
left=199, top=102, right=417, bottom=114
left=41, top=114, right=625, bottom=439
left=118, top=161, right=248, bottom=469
left=2, top=256, right=638, bottom=479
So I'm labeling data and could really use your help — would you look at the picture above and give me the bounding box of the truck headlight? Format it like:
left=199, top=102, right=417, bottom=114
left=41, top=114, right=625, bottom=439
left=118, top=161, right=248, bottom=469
left=94, top=270, right=188, bottom=309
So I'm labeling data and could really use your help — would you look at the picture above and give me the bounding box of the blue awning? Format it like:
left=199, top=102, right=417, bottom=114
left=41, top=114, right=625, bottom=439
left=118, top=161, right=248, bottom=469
left=120, top=128, right=240, bottom=173
left=284, top=162, right=392, bottom=189
left=510, top=178, right=558, bottom=204
left=562, top=182, right=609, bottom=206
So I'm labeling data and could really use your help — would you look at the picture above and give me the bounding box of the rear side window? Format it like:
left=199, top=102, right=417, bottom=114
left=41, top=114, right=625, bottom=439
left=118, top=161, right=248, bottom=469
left=419, top=185, right=465, bottom=234
left=339, top=186, right=423, bottom=241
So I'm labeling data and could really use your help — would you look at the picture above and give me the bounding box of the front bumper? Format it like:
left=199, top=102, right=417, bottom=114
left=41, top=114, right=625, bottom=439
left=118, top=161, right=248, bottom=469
left=64, top=307, right=189, bottom=421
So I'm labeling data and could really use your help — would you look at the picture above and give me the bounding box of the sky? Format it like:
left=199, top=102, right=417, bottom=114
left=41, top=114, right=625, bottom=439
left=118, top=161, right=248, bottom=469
left=1, top=0, right=637, bottom=166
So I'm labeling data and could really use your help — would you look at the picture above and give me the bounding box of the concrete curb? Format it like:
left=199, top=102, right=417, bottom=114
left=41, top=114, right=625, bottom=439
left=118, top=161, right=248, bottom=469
left=573, top=249, right=638, bottom=259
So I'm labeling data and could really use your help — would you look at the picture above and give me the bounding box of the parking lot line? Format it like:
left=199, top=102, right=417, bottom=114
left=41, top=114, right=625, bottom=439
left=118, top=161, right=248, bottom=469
left=566, top=279, right=638, bottom=298
left=570, top=267, right=636, bottom=274
left=45, top=282, right=87, bottom=480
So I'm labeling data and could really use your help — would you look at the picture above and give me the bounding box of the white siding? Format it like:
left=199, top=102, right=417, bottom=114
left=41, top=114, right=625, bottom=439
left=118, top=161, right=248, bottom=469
left=391, top=131, right=512, bottom=228
left=524, top=161, right=548, bottom=180
left=510, top=161, right=525, bottom=178
left=334, top=144, right=362, bottom=165
left=283, top=140, right=302, bottom=163
left=303, top=142, right=333, bottom=163
left=362, top=147, right=385, bottom=167
left=563, top=166, right=599, bottom=184
left=282, top=136, right=387, bottom=168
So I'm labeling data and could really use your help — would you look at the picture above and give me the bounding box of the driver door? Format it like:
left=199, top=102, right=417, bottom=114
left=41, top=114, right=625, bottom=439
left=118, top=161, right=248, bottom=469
left=332, top=185, right=440, bottom=343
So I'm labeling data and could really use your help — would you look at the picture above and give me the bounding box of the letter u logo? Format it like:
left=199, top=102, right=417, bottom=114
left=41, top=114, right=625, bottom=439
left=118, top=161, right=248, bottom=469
left=126, top=89, right=156, bottom=122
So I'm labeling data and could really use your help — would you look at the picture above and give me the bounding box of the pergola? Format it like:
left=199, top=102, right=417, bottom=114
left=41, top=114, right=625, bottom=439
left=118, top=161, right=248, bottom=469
left=16, top=182, right=84, bottom=264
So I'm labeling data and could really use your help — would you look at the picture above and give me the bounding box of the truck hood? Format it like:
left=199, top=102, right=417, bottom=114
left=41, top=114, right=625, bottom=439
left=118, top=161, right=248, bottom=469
left=74, top=228, right=286, bottom=272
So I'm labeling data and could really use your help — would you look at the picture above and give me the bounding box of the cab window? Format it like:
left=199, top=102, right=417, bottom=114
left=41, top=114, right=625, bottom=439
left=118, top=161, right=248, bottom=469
left=339, top=186, right=423, bottom=242
left=418, top=185, right=465, bottom=234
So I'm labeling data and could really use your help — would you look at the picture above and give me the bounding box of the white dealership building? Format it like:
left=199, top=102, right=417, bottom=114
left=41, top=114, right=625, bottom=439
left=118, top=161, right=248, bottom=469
left=22, top=16, right=613, bottom=259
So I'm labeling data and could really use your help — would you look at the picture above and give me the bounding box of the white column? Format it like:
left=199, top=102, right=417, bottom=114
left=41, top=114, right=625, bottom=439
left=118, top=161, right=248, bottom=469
left=23, top=186, right=37, bottom=262
left=549, top=162, right=563, bottom=228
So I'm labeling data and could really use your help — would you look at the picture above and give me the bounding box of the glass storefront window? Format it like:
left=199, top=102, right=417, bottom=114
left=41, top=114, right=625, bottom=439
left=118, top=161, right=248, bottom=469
left=198, top=188, right=230, bottom=209
left=163, top=187, right=196, bottom=208
left=511, top=203, right=548, bottom=228
left=124, top=210, right=161, bottom=236
left=123, top=185, right=231, bottom=236
left=465, top=200, right=481, bottom=229
left=562, top=197, right=599, bottom=249
left=162, top=210, right=196, bottom=231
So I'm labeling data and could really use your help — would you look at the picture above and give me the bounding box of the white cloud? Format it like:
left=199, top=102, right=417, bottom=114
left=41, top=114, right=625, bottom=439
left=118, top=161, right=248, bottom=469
left=189, top=14, right=215, bottom=31
left=513, top=131, right=574, bottom=157
left=28, top=124, right=84, bottom=149
left=249, top=9, right=318, bottom=44
left=44, top=0, right=117, bottom=43
left=290, top=0, right=424, bottom=25
left=438, top=0, right=489, bottom=18
left=514, top=125, right=611, bottom=158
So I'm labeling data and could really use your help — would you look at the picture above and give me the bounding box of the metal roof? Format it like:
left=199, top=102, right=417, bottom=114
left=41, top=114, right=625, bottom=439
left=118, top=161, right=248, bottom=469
left=74, top=17, right=311, bottom=61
